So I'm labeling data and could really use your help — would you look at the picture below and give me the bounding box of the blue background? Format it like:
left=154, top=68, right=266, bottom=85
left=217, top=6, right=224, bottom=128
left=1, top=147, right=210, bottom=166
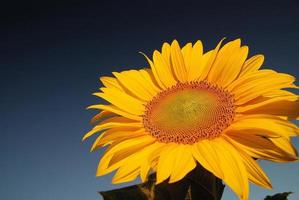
left=0, top=1, right=298, bottom=199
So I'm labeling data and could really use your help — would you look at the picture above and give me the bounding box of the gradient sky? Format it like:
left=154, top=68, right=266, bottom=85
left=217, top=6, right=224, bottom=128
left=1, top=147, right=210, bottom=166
left=1, top=1, right=299, bottom=199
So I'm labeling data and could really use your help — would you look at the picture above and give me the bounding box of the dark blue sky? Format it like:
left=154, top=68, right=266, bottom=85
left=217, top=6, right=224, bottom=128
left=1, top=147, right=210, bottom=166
left=0, top=1, right=298, bottom=199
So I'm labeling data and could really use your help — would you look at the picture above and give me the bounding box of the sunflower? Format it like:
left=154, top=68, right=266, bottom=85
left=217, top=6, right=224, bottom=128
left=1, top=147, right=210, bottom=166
left=83, top=39, right=299, bottom=200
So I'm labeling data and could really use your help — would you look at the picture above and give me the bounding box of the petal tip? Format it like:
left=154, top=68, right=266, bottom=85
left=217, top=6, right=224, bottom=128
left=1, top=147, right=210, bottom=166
left=171, top=39, right=179, bottom=46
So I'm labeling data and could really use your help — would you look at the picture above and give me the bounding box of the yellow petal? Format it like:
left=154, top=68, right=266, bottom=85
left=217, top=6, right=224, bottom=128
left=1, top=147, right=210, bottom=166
left=270, top=136, right=298, bottom=156
left=156, top=143, right=177, bottom=184
left=238, top=100, right=299, bottom=119
left=112, top=157, right=148, bottom=184
left=90, top=110, right=114, bottom=124
left=140, top=142, right=166, bottom=182
left=181, top=43, right=193, bottom=58
left=140, top=52, right=166, bottom=89
left=94, top=87, right=145, bottom=116
left=187, top=40, right=204, bottom=81
left=90, top=132, right=106, bottom=151
left=108, top=138, right=155, bottom=167
left=210, top=137, right=249, bottom=200
left=236, top=89, right=298, bottom=113
left=220, top=46, right=248, bottom=87
left=147, top=144, right=169, bottom=165
left=193, top=139, right=224, bottom=179
left=170, top=40, right=188, bottom=82
left=91, top=129, right=147, bottom=151
left=112, top=167, right=140, bottom=183
left=226, top=114, right=299, bottom=137
left=235, top=145, right=272, bottom=189
left=229, top=70, right=296, bottom=105
left=111, top=142, right=164, bottom=183
left=181, top=42, right=193, bottom=74
left=152, top=50, right=177, bottom=87
left=228, top=70, right=272, bottom=91
left=88, top=104, right=142, bottom=121
left=140, top=164, right=151, bottom=183
left=161, top=42, right=171, bottom=67
left=264, top=89, right=298, bottom=98
left=169, top=145, right=196, bottom=183
left=225, top=127, right=280, bottom=138
left=112, top=70, right=156, bottom=101
left=105, top=135, right=155, bottom=163
left=191, top=145, right=213, bottom=176
left=208, top=39, right=244, bottom=86
left=239, top=54, right=264, bottom=77
left=97, top=135, right=155, bottom=176
left=138, top=69, right=161, bottom=94
left=83, top=117, right=142, bottom=141
left=100, top=76, right=124, bottom=92
left=225, top=132, right=298, bottom=162
left=199, top=38, right=225, bottom=80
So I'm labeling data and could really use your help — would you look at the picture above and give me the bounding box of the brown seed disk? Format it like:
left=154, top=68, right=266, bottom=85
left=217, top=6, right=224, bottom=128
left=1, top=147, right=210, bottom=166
left=143, top=81, right=235, bottom=144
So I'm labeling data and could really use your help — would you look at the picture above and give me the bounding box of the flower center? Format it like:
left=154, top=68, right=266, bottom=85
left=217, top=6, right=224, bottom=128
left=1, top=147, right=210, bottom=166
left=143, top=81, right=235, bottom=144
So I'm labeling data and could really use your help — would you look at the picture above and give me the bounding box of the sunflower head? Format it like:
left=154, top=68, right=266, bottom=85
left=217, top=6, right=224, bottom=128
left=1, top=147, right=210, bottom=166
left=84, top=38, right=299, bottom=200
left=143, top=81, right=235, bottom=144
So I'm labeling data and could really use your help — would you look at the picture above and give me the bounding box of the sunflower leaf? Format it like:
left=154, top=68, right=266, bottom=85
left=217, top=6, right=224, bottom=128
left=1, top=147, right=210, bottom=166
left=264, top=192, right=292, bottom=200
left=99, top=165, right=225, bottom=200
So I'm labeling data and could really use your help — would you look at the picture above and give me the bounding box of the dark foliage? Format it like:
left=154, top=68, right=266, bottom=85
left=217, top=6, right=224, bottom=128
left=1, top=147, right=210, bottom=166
left=264, top=192, right=292, bottom=200
left=100, top=165, right=225, bottom=200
